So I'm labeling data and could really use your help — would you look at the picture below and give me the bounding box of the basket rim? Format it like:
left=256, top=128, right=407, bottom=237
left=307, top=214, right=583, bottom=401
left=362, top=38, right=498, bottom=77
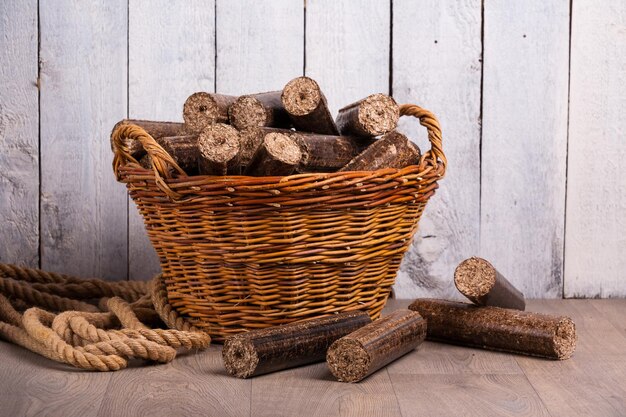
left=112, top=103, right=446, bottom=201
left=118, top=162, right=443, bottom=205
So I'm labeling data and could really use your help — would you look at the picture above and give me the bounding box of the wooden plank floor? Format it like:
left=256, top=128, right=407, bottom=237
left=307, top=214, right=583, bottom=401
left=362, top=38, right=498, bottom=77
left=1, top=299, right=624, bottom=417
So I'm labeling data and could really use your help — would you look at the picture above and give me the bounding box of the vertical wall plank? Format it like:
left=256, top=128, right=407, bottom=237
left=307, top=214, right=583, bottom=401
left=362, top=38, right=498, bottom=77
left=306, top=0, right=389, bottom=116
left=393, top=0, right=482, bottom=299
left=128, top=0, right=215, bottom=280
left=0, top=1, right=39, bottom=267
left=481, top=1, right=569, bottom=297
left=565, top=0, right=626, bottom=297
left=216, top=0, right=303, bottom=94
left=39, top=1, right=128, bottom=279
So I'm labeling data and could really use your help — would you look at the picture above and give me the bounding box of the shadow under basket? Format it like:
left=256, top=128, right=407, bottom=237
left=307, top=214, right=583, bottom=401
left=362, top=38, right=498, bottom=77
left=111, top=104, right=446, bottom=340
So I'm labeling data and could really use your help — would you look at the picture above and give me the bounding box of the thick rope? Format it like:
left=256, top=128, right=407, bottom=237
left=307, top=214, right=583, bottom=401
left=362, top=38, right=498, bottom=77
left=0, top=263, right=210, bottom=371
left=0, top=277, right=100, bottom=312
left=0, top=263, right=147, bottom=303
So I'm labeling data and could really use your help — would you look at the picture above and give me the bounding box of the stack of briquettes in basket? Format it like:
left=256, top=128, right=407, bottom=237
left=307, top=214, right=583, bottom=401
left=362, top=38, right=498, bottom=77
left=113, top=76, right=421, bottom=176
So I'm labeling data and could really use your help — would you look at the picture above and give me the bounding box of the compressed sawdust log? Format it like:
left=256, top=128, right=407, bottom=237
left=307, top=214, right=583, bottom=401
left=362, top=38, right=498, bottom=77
left=408, top=299, right=577, bottom=360
left=294, top=131, right=374, bottom=172
left=111, top=119, right=187, bottom=160
left=281, top=76, right=340, bottom=135
left=222, top=311, right=372, bottom=378
left=327, top=309, right=426, bottom=383
left=136, top=135, right=199, bottom=175
left=183, top=92, right=238, bottom=133
left=198, top=124, right=241, bottom=175
left=238, top=127, right=371, bottom=172
left=336, top=94, right=400, bottom=137
left=229, top=91, right=291, bottom=130
left=157, top=135, right=200, bottom=175
left=238, top=127, right=290, bottom=168
left=244, top=132, right=302, bottom=176
left=339, top=131, right=420, bottom=172
left=454, top=257, right=525, bottom=310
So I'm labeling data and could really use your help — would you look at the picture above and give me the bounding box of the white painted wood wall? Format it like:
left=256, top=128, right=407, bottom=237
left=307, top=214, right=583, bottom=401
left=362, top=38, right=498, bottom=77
left=1, top=0, right=624, bottom=298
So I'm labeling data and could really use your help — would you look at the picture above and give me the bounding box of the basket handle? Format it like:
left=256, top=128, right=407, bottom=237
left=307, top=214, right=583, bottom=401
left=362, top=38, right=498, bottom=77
left=399, top=104, right=446, bottom=174
left=111, top=124, right=186, bottom=200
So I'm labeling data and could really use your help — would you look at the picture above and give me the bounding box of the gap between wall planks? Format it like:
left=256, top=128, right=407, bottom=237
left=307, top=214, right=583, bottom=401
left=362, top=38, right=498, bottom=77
left=216, top=0, right=304, bottom=96
left=305, top=0, right=390, bottom=118
left=0, top=0, right=39, bottom=268
left=128, top=0, right=216, bottom=280
left=564, top=0, right=626, bottom=298
left=39, top=0, right=128, bottom=280
left=481, top=0, right=570, bottom=298
left=392, top=0, right=482, bottom=300
left=1, top=1, right=624, bottom=297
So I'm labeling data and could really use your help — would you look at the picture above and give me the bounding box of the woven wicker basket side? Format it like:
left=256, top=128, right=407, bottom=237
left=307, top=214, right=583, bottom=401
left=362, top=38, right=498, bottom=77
left=112, top=104, right=446, bottom=339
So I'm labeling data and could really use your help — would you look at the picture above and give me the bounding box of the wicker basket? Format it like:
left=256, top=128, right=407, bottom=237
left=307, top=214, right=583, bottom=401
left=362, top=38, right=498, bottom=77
left=111, top=104, right=446, bottom=339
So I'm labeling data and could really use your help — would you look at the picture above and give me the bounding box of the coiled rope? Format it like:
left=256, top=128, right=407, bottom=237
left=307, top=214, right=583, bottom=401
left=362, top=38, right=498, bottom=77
left=0, top=263, right=210, bottom=371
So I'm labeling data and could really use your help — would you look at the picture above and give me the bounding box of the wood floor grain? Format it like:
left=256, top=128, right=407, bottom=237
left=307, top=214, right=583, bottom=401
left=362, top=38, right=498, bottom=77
left=0, top=343, right=111, bottom=417
left=97, top=345, right=250, bottom=417
left=391, top=373, right=551, bottom=417
left=250, top=362, right=401, bottom=417
left=515, top=300, right=626, bottom=417
left=1, top=299, right=625, bottom=417
left=386, top=340, right=523, bottom=376
left=589, top=299, right=626, bottom=338
left=518, top=358, right=626, bottom=417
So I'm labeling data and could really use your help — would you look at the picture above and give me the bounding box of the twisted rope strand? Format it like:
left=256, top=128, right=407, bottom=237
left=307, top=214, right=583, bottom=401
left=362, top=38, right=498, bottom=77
left=0, top=277, right=100, bottom=312
left=30, top=280, right=147, bottom=302
left=106, top=297, right=149, bottom=330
